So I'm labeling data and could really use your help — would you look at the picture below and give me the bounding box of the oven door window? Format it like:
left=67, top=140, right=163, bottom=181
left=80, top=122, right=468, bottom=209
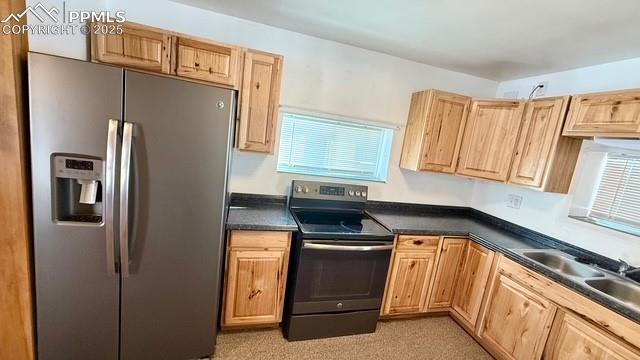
left=292, top=240, right=392, bottom=314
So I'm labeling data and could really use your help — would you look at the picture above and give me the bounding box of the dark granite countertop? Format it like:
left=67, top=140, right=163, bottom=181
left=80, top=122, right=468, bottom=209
left=366, top=201, right=639, bottom=324
left=226, top=193, right=298, bottom=231
left=225, top=194, right=640, bottom=324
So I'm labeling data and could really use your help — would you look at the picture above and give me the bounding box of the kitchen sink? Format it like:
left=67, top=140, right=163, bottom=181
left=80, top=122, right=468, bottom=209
left=521, top=251, right=605, bottom=278
left=586, top=279, right=640, bottom=309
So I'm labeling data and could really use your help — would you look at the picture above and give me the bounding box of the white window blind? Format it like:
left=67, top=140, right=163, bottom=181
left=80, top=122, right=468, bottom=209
left=589, top=154, right=640, bottom=230
left=277, top=112, right=393, bottom=182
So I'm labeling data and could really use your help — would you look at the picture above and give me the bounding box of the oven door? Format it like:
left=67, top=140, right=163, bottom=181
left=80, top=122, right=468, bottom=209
left=292, top=239, right=393, bottom=315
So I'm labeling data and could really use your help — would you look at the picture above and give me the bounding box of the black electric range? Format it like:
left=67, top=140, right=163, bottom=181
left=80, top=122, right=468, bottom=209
left=283, top=180, right=394, bottom=341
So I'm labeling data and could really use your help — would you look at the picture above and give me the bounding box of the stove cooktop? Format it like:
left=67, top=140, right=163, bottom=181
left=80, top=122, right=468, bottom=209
left=291, top=208, right=394, bottom=240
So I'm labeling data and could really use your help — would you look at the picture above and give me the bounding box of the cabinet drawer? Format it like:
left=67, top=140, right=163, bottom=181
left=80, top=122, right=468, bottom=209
left=229, top=230, right=291, bottom=249
left=396, top=235, right=440, bottom=251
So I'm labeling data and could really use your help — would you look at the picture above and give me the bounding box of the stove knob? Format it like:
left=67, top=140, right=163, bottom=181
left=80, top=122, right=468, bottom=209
left=361, top=191, right=367, bottom=197
left=355, top=191, right=361, bottom=196
left=303, top=186, right=309, bottom=193
left=348, top=190, right=355, bottom=196
left=295, top=185, right=303, bottom=193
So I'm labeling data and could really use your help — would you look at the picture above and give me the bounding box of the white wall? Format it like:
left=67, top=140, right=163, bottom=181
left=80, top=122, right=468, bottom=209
left=28, top=0, right=639, bottom=262
left=474, top=58, right=640, bottom=265
left=496, top=57, right=640, bottom=98
left=27, top=0, right=498, bottom=205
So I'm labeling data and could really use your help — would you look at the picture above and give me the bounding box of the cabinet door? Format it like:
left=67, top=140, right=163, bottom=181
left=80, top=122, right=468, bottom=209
left=451, top=242, right=495, bottom=328
left=509, top=97, right=569, bottom=188
left=91, top=22, right=171, bottom=73
left=457, top=100, right=526, bottom=181
left=174, top=37, right=241, bottom=88
left=223, top=249, right=287, bottom=326
left=427, top=238, right=467, bottom=310
left=478, top=273, right=556, bottom=360
left=382, top=251, right=437, bottom=315
left=563, top=89, right=640, bottom=138
left=237, top=50, right=283, bottom=153
left=544, top=311, right=640, bottom=360
left=400, top=90, right=470, bottom=173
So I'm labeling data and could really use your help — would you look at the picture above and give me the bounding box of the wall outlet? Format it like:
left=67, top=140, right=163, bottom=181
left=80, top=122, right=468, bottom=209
left=507, top=194, right=523, bottom=209
left=531, top=81, right=549, bottom=97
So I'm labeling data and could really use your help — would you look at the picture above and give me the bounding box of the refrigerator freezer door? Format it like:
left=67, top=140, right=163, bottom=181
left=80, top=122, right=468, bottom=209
left=29, top=53, right=122, bottom=360
left=120, top=71, right=234, bottom=359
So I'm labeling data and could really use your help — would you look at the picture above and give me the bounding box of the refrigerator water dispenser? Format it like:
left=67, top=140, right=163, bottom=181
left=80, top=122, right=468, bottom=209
left=52, top=155, right=103, bottom=224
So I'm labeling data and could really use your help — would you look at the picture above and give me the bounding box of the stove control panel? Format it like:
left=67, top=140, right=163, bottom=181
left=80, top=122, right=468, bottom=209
left=291, top=180, right=368, bottom=202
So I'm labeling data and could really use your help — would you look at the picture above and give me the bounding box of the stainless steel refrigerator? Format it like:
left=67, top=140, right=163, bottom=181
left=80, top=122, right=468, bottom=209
left=28, top=52, right=234, bottom=360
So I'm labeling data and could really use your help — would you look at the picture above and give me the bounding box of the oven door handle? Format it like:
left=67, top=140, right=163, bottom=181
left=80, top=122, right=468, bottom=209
left=303, top=242, right=394, bottom=251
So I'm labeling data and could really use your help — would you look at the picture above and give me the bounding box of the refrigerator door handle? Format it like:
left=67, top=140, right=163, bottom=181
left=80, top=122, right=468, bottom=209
left=119, top=121, right=134, bottom=277
left=105, top=119, right=119, bottom=275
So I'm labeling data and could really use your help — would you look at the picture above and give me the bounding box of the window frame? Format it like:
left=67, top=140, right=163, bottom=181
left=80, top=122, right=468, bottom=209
left=579, top=153, right=640, bottom=237
left=275, top=111, right=395, bottom=183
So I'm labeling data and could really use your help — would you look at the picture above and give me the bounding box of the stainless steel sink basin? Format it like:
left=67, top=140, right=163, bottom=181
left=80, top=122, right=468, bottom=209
left=521, top=251, right=605, bottom=278
left=586, top=278, right=640, bottom=309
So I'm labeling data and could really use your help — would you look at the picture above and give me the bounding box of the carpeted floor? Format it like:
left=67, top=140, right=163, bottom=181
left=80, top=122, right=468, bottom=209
left=214, top=316, right=493, bottom=359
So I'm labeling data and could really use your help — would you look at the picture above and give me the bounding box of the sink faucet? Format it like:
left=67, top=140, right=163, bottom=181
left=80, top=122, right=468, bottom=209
left=618, top=259, right=640, bottom=276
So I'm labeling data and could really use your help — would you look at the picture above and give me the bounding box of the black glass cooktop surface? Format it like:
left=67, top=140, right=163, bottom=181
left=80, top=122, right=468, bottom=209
left=291, top=209, right=393, bottom=239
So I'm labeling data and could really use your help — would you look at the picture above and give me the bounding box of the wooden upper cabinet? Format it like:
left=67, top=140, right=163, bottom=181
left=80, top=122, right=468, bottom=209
left=91, top=22, right=171, bottom=73
left=544, top=311, right=640, bottom=360
left=478, top=273, right=557, bottom=360
left=400, top=90, right=471, bottom=173
left=237, top=50, right=283, bottom=153
left=451, top=241, right=495, bottom=328
left=427, top=237, right=466, bottom=310
left=173, top=36, right=241, bottom=88
left=563, top=89, right=640, bottom=138
left=457, top=100, right=526, bottom=182
left=508, top=96, right=582, bottom=193
left=382, top=250, right=437, bottom=315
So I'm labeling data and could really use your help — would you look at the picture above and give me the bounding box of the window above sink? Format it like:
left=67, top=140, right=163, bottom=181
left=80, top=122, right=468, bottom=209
left=569, top=140, right=640, bottom=237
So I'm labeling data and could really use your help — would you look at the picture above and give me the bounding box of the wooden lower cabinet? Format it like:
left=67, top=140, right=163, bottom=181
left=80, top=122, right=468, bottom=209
left=379, top=238, right=640, bottom=359
left=451, top=241, right=495, bottom=328
left=382, top=250, right=437, bottom=315
left=544, top=311, right=640, bottom=360
left=427, top=237, right=466, bottom=310
left=222, top=231, right=291, bottom=327
left=381, top=235, right=440, bottom=315
left=477, top=273, right=557, bottom=360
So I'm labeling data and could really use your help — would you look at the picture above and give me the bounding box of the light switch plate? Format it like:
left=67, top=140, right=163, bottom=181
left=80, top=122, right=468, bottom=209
left=507, top=194, right=523, bottom=209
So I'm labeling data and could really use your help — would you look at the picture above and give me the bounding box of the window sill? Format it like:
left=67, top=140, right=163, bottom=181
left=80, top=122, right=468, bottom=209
left=569, top=215, right=640, bottom=237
